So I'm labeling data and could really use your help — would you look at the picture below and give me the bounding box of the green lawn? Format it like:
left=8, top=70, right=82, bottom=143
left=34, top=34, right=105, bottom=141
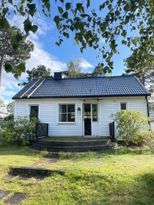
left=0, top=146, right=154, bottom=205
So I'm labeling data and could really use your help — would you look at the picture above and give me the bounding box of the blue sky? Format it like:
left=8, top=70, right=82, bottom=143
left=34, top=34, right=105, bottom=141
left=0, top=1, right=132, bottom=104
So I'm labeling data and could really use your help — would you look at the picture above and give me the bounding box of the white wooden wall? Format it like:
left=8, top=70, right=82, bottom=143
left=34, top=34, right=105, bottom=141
left=14, top=96, right=147, bottom=137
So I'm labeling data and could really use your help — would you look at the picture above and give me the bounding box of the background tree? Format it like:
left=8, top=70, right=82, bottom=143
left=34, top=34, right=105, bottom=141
left=125, top=41, right=154, bottom=123
left=125, top=39, right=154, bottom=85
left=0, top=99, right=7, bottom=114
left=0, top=0, right=153, bottom=74
left=0, top=26, right=33, bottom=86
left=26, top=65, right=51, bottom=81
left=92, top=66, right=105, bottom=77
left=7, top=101, right=15, bottom=116
left=66, top=59, right=82, bottom=78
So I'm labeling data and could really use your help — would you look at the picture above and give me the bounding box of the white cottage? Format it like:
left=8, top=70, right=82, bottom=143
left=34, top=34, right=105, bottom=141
left=13, top=73, right=150, bottom=137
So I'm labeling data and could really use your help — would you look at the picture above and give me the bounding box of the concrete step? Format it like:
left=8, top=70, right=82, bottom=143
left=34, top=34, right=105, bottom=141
left=31, top=144, right=112, bottom=152
left=32, top=138, right=110, bottom=147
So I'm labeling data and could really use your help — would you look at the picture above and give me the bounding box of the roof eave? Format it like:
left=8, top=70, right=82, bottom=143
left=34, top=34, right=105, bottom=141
left=12, top=93, right=150, bottom=100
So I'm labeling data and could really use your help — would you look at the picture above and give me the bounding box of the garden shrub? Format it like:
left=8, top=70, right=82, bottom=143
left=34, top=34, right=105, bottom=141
left=0, top=117, right=38, bottom=145
left=114, top=110, right=153, bottom=147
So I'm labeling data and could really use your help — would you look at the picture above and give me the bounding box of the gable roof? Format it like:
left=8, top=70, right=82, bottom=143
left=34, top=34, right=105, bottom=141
left=13, top=75, right=150, bottom=99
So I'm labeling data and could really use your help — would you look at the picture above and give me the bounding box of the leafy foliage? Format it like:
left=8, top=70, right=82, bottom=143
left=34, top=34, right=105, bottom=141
left=0, top=26, right=33, bottom=85
left=7, top=101, right=15, bottom=115
left=0, top=0, right=154, bottom=73
left=114, top=110, right=153, bottom=147
left=125, top=38, right=154, bottom=85
left=0, top=117, right=38, bottom=145
left=92, top=65, right=105, bottom=77
left=26, top=65, right=51, bottom=81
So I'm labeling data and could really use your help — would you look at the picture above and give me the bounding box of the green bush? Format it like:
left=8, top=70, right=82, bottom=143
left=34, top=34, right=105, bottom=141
left=114, top=110, right=153, bottom=147
left=0, top=117, right=38, bottom=145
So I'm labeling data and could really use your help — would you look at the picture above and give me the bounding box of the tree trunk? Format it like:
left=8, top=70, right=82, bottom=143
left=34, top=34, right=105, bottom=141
left=0, top=55, right=4, bottom=89
left=140, top=73, right=145, bottom=85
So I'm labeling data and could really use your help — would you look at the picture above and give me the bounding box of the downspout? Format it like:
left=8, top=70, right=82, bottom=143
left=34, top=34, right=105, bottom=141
left=146, top=96, right=151, bottom=130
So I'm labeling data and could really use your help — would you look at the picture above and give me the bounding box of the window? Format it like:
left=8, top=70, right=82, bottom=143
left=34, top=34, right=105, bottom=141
left=59, top=104, right=75, bottom=122
left=120, top=103, right=127, bottom=110
left=92, top=104, right=98, bottom=121
left=30, top=105, right=39, bottom=120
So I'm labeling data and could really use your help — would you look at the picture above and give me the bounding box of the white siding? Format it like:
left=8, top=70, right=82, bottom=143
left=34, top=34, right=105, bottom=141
left=98, top=96, right=147, bottom=136
left=15, top=99, right=83, bottom=136
left=14, top=96, right=148, bottom=137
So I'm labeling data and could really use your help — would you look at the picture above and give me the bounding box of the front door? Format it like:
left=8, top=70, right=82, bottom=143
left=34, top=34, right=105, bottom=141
left=84, top=104, right=91, bottom=135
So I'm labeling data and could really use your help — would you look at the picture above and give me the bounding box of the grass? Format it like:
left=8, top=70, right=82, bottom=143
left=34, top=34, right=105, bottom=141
left=0, top=146, right=154, bottom=205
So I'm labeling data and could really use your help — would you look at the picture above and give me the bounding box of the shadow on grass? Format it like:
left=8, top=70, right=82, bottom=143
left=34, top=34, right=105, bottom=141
left=0, top=145, right=38, bottom=156
left=127, top=172, right=154, bottom=205
left=0, top=144, right=152, bottom=159
left=50, top=146, right=152, bottom=160
left=63, top=171, right=154, bottom=205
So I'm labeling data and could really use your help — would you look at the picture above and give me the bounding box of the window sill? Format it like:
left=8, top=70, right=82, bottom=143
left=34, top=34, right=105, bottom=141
left=57, top=122, right=76, bottom=125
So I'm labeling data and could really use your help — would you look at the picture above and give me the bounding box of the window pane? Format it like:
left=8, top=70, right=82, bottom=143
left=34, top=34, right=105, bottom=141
left=68, top=113, right=75, bottom=122
left=59, top=104, right=75, bottom=122
left=92, top=104, right=98, bottom=121
left=68, top=104, right=75, bottom=112
left=121, top=103, right=127, bottom=110
left=30, top=106, right=38, bottom=120
left=59, top=104, right=67, bottom=113
left=59, top=113, right=67, bottom=122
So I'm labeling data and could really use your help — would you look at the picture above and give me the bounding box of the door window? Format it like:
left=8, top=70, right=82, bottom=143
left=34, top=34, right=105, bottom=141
left=92, top=104, right=98, bottom=121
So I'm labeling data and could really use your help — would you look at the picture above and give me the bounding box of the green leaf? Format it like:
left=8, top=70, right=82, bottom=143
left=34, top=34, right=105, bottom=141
left=5, top=63, right=12, bottom=72
left=62, top=12, right=68, bottom=19
left=54, top=16, right=61, bottom=25
left=99, top=3, right=106, bottom=10
left=125, top=16, right=130, bottom=24
left=124, top=4, right=130, bottom=12
left=31, top=25, right=38, bottom=33
left=24, top=18, right=32, bottom=34
left=76, top=3, right=84, bottom=13
left=122, top=40, right=127, bottom=45
left=24, top=18, right=38, bottom=33
left=65, top=3, right=71, bottom=10
left=27, top=3, right=36, bottom=16
left=122, top=30, right=127, bottom=37
left=58, top=6, right=63, bottom=14
left=86, top=0, right=90, bottom=8
left=63, top=32, right=69, bottom=38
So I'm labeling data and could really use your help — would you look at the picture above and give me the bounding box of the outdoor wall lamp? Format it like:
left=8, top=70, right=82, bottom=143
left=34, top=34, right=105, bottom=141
left=77, top=107, right=81, bottom=111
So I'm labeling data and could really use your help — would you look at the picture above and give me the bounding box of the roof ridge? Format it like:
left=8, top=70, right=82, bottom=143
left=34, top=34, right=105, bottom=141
left=45, top=74, right=134, bottom=80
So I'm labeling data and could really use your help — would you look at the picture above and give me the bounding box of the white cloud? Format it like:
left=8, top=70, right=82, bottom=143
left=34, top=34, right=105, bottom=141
left=26, top=41, right=66, bottom=73
left=78, top=58, right=93, bottom=69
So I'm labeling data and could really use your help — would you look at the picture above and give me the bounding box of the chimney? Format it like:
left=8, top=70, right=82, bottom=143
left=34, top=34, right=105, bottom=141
left=54, top=72, right=62, bottom=80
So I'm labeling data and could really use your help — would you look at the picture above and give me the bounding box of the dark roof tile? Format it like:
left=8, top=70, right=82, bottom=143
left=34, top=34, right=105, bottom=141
left=12, top=75, right=150, bottom=99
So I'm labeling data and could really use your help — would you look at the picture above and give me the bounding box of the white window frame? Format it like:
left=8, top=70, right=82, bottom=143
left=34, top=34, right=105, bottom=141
left=58, top=103, right=76, bottom=124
